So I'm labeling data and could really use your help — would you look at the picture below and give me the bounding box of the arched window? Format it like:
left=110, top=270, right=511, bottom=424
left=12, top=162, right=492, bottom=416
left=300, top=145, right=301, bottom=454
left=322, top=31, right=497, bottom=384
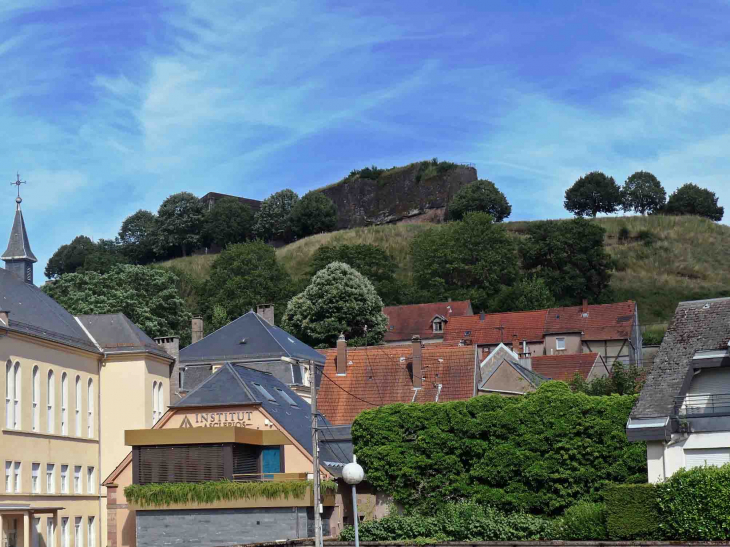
left=5, top=360, right=12, bottom=429
left=157, top=382, right=164, bottom=423
left=61, top=372, right=68, bottom=435
left=32, top=366, right=39, bottom=431
left=87, top=379, right=93, bottom=438
left=75, top=376, right=81, bottom=436
left=47, top=370, right=55, bottom=434
left=152, top=381, right=158, bottom=424
left=13, top=362, right=20, bottom=430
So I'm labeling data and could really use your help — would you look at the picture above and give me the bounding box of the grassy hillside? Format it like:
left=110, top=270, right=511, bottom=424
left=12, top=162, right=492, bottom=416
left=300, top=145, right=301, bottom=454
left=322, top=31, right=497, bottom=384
left=162, top=215, right=730, bottom=327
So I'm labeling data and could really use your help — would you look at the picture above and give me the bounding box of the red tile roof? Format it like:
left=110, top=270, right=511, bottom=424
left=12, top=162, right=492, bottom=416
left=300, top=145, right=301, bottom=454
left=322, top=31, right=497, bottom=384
left=317, top=344, right=476, bottom=425
left=442, top=301, right=636, bottom=345
left=531, top=353, right=602, bottom=382
left=383, top=300, right=473, bottom=342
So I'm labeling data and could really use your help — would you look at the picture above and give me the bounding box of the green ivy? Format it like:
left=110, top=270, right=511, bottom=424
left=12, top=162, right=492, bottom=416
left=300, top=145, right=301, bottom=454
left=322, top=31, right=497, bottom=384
left=124, top=480, right=337, bottom=508
left=352, top=381, right=646, bottom=516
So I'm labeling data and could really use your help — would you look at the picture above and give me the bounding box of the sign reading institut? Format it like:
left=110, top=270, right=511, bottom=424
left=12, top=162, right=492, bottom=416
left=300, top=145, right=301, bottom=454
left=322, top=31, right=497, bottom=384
left=180, top=411, right=255, bottom=428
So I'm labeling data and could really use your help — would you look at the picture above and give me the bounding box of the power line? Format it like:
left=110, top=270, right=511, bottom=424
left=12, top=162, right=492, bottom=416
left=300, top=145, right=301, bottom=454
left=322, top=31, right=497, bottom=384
left=317, top=414, right=352, bottom=465
left=319, top=369, right=380, bottom=407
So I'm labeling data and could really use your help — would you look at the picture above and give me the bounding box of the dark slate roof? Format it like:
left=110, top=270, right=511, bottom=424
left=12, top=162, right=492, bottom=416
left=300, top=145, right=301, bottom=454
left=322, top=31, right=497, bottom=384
left=180, top=364, right=213, bottom=393
left=1, top=205, right=37, bottom=262
left=0, top=268, right=98, bottom=352
left=179, top=311, right=326, bottom=364
left=173, top=363, right=347, bottom=472
left=76, top=313, right=173, bottom=360
left=632, top=297, right=730, bottom=418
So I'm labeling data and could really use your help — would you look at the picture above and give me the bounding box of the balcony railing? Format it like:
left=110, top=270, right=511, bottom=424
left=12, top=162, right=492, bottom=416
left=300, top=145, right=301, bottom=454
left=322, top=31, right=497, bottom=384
left=232, top=472, right=309, bottom=483
left=674, top=393, right=730, bottom=417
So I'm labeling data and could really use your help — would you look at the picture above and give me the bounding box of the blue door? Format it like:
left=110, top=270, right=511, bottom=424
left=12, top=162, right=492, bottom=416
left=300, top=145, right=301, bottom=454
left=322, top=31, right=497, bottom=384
left=262, top=447, right=281, bottom=478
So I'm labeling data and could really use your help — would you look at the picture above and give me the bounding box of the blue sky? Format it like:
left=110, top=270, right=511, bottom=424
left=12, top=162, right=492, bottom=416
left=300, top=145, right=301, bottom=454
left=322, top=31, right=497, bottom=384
left=1, top=0, right=729, bottom=278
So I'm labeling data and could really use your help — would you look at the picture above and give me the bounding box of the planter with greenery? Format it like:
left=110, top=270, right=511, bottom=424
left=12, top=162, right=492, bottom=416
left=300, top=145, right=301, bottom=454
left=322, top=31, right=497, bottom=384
left=124, top=480, right=337, bottom=508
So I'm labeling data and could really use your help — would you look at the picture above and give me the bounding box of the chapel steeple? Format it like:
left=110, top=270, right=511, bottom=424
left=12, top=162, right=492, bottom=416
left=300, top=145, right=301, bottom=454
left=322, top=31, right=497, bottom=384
left=2, top=174, right=37, bottom=284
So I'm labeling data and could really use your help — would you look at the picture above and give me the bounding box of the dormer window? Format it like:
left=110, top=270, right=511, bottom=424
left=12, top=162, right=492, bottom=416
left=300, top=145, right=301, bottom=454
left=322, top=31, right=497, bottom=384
left=433, top=319, right=443, bottom=333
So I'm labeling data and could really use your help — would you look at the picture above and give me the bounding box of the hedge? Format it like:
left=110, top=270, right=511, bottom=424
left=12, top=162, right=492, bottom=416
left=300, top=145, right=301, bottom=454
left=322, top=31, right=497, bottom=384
left=352, top=381, right=646, bottom=515
left=657, top=464, right=730, bottom=540
left=604, top=483, right=660, bottom=539
left=339, top=502, right=553, bottom=542
left=124, top=480, right=337, bottom=507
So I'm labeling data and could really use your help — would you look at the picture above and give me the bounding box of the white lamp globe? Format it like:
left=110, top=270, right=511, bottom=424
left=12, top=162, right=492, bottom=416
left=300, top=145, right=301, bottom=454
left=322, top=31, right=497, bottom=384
left=342, top=462, right=364, bottom=485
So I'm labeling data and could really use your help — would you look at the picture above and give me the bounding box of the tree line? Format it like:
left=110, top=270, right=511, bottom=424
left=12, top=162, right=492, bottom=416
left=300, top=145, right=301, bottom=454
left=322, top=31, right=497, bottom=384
left=44, top=188, right=339, bottom=279
left=564, top=170, right=724, bottom=220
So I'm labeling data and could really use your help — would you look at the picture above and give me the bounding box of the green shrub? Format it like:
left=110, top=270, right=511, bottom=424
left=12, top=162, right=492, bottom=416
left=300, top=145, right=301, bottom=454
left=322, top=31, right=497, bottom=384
left=604, top=483, right=660, bottom=540
left=642, top=326, right=666, bottom=346
left=559, top=501, right=607, bottom=540
left=352, top=381, right=646, bottom=516
left=339, top=502, right=552, bottom=542
left=657, top=464, right=730, bottom=540
left=618, top=225, right=630, bottom=243
left=124, top=480, right=337, bottom=508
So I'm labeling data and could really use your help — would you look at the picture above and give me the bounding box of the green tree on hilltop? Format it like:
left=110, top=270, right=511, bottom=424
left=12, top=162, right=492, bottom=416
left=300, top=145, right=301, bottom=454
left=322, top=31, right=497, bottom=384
left=201, top=197, right=255, bottom=249
left=663, top=183, right=724, bottom=221
left=282, top=262, right=388, bottom=347
left=565, top=171, right=622, bottom=217
left=621, top=171, right=666, bottom=215
left=155, top=192, right=206, bottom=257
left=254, top=189, right=299, bottom=243
left=449, top=179, right=512, bottom=222
left=290, top=191, right=338, bottom=239
left=119, top=210, right=159, bottom=264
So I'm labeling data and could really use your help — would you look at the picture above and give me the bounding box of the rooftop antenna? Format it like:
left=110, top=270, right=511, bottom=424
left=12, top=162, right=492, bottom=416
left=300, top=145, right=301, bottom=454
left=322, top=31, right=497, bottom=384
left=11, top=173, right=26, bottom=208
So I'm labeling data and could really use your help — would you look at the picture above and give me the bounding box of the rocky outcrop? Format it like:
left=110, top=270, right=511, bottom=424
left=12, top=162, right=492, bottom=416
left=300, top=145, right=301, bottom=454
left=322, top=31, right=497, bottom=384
left=317, top=162, right=478, bottom=229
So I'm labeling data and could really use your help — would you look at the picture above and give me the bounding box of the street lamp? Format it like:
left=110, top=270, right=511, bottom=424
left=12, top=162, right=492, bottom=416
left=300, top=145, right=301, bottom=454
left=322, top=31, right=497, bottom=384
left=342, top=456, right=365, bottom=547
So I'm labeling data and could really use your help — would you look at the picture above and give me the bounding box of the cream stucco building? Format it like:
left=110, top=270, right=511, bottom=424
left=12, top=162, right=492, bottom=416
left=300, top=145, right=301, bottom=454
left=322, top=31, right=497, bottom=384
left=1, top=194, right=174, bottom=547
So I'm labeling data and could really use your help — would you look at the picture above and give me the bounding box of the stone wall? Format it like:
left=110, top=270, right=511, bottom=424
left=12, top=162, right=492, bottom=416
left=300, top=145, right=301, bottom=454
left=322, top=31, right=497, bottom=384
left=318, top=164, right=478, bottom=229
left=136, top=507, right=331, bottom=547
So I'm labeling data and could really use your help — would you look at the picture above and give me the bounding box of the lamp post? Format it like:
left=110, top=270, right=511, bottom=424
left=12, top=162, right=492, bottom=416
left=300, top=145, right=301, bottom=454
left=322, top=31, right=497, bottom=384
left=342, top=456, right=365, bottom=547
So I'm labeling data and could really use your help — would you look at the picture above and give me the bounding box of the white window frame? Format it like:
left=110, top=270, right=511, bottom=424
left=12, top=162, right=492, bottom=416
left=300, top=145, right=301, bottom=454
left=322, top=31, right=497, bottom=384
left=46, top=463, right=55, bottom=494
left=556, top=337, right=566, bottom=351
left=32, top=365, right=40, bottom=431
left=47, top=517, right=55, bottom=547
left=13, top=461, right=20, bottom=493
left=13, top=362, right=20, bottom=430
left=4, top=461, right=11, bottom=492
left=75, top=376, right=81, bottom=436
left=32, top=462, right=40, bottom=493
left=87, top=466, right=94, bottom=494
left=73, top=466, right=81, bottom=494
left=5, top=361, right=12, bottom=429
left=74, top=517, right=82, bottom=547
left=61, top=464, right=69, bottom=494
left=87, top=379, right=93, bottom=438
left=433, top=320, right=443, bottom=333
left=47, top=370, right=55, bottom=434
left=87, top=516, right=95, bottom=547
left=157, top=382, right=164, bottom=422
left=152, top=381, right=158, bottom=424
left=61, top=517, right=69, bottom=547
left=61, top=372, right=68, bottom=435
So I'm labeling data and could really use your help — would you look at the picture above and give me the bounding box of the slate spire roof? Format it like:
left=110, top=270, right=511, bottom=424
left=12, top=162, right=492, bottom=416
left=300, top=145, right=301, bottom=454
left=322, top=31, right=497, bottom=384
left=2, top=198, right=37, bottom=263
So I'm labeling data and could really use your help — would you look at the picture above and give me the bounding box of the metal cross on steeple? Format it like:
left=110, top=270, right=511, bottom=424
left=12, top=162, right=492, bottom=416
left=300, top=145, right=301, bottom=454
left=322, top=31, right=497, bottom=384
left=11, top=173, right=26, bottom=200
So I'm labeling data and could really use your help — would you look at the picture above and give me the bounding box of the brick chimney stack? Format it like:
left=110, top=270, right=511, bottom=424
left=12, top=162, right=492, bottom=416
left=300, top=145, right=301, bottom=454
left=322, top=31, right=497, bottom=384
left=512, top=334, right=520, bottom=355
left=412, top=335, right=423, bottom=389
left=336, top=334, right=347, bottom=375
left=155, top=336, right=182, bottom=402
left=257, top=304, right=275, bottom=325
left=192, top=316, right=204, bottom=344
left=582, top=298, right=588, bottom=314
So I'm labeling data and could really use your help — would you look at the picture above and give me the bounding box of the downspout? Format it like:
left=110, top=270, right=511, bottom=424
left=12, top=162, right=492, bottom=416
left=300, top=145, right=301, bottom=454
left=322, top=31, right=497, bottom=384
left=662, top=433, right=682, bottom=481
left=98, top=353, right=105, bottom=546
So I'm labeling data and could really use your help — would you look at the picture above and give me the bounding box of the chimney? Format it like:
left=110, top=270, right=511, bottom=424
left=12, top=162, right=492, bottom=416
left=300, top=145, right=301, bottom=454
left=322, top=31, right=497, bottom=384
left=582, top=298, right=588, bottom=314
left=512, top=334, right=520, bottom=355
left=257, top=304, right=275, bottom=325
left=336, top=334, right=347, bottom=376
left=479, top=312, right=485, bottom=321
left=520, top=340, right=532, bottom=370
left=0, top=310, right=8, bottom=325
left=192, top=316, right=204, bottom=344
left=412, top=335, right=423, bottom=389
left=155, top=336, right=182, bottom=402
